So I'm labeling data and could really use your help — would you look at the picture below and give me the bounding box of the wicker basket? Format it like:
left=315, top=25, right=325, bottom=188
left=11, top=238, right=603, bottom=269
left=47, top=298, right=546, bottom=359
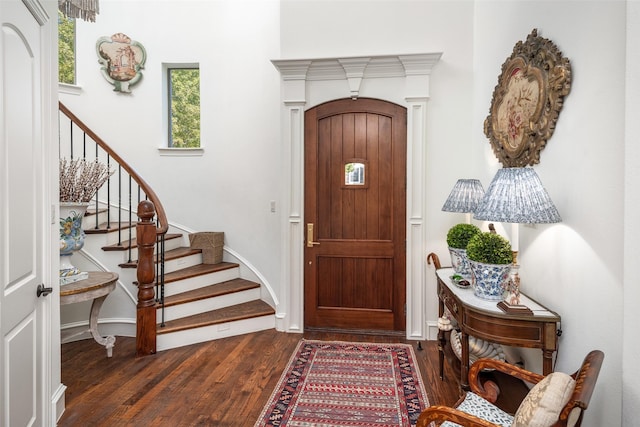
left=189, top=232, right=224, bottom=264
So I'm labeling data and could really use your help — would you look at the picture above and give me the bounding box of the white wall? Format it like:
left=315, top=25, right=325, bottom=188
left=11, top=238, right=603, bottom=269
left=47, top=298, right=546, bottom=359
left=473, top=2, right=625, bottom=426
left=61, top=1, right=630, bottom=425
left=624, top=1, right=640, bottom=424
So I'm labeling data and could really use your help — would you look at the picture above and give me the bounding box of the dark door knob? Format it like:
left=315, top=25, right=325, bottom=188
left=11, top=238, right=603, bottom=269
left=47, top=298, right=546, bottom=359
left=37, top=284, right=53, bottom=297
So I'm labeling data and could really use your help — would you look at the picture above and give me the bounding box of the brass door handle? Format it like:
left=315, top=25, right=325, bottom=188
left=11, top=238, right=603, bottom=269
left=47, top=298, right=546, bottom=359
left=307, top=223, right=320, bottom=248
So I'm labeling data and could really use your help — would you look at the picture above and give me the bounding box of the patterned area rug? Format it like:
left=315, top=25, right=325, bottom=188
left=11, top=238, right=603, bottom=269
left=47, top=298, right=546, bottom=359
left=255, top=340, right=429, bottom=426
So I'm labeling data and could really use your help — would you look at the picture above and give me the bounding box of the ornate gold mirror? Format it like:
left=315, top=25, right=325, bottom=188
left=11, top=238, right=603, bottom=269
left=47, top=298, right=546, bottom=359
left=484, top=29, right=572, bottom=167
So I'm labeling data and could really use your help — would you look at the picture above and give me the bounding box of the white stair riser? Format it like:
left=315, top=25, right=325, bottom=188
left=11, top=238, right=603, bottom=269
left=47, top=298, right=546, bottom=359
left=100, top=226, right=189, bottom=248
left=83, top=211, right=109, bottom=229
left=82, top=236, right=183, bottom=264
left=102, top=226, right=137, bottom=246
left=156, top=315, right=275, bottom=352
left=125, top=237, right=185, bottom=262
left=164, top=236, right=185, bottom=251
left=163, top=267, right=240, bottom=297
left=85, top=205, right=124, bottom=227
left=97, top=210, right=110, bottom=226
left=158, top=288, right=261, bottom=323
left=163, top=253, right=203, bottom=274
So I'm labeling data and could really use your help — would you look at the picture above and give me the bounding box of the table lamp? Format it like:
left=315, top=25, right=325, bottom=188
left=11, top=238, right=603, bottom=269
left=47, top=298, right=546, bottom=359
left=473, top=167, right=561, bottom=306
left=441, top=179, right=485, bottom=224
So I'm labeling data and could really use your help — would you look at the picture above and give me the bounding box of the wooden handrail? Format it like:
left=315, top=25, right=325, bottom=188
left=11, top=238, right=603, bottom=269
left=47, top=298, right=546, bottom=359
left=58, top=101, right=169, bottom=235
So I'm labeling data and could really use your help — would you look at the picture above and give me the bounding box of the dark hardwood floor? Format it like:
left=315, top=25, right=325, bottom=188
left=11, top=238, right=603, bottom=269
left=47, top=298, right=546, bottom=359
left=57, top=330, right=462, bottom=426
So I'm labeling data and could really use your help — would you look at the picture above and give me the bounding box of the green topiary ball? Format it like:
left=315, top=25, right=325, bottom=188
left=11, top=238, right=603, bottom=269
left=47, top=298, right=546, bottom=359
left=446, top=223, right=482, bottom=249
left=466, top=232, right=513, bottom=265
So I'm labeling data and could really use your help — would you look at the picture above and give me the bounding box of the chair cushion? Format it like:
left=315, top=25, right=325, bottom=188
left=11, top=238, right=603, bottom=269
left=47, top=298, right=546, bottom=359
left=442, top=391, right=514, bottom=427
left=513, top=372, right=576, bottom=427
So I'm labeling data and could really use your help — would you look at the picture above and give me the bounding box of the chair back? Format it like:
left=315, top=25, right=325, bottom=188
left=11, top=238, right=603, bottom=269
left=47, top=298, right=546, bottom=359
left=558, top=350, right=604, bottom=427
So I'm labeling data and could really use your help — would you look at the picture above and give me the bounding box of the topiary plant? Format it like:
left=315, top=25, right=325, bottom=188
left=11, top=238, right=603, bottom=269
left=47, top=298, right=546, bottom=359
left=466, top=232, right=513, bottom=265
left=446, top=223, right=481, bottom=249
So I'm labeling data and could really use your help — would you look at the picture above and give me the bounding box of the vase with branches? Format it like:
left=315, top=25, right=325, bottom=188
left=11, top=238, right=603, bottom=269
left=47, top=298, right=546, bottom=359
left=59, top=158, right=113, bottom=283
left=60, top=158, right=113, bottom=203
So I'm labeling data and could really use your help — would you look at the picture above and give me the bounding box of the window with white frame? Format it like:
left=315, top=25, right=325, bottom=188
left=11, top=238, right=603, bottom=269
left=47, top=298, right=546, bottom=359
left=167, top=67, right=201, bottom=148
left=58, top=11, right=75, bottom=84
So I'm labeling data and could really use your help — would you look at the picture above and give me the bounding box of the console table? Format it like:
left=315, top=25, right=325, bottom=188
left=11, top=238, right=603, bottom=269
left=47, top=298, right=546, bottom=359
left=436, top=267, right=561, bottom=390
left=60, top=271, right=118, bottom=357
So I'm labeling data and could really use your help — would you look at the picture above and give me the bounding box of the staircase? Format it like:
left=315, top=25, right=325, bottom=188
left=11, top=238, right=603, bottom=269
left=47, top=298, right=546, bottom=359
left=60, top=103, right=275, bottom=354
left=92, top=221, right=274, bottom=351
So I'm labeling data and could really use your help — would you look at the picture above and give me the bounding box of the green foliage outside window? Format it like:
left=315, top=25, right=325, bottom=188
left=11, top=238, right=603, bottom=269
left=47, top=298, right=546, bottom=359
left=58, top=11, right=75, bottom=84
left=169, top=68, right=201, bottom=148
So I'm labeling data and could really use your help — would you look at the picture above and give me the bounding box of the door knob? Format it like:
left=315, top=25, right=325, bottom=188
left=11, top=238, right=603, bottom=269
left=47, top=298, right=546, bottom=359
left=37, top=284, right=53, bottom=297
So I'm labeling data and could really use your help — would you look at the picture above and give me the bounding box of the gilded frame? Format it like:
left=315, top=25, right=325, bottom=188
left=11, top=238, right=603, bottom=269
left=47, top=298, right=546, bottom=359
left=484, top=29, right=571, bottom=167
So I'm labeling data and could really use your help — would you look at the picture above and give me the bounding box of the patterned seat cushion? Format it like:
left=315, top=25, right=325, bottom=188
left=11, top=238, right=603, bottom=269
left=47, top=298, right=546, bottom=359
left=441, top=391, right=514, bottom=427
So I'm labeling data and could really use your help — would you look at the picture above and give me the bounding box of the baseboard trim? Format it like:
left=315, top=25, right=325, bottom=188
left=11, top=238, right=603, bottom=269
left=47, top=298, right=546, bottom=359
left=427, top=320, right=440, bottom=341
left=52, top=383, right=67, bottom=424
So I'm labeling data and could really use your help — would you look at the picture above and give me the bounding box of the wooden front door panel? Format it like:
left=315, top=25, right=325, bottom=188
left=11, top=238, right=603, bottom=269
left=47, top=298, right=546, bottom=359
left=304, top=98, right=406, bottom=332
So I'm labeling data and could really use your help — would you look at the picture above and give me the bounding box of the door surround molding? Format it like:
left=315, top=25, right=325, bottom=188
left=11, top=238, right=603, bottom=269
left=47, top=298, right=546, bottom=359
left=272, top=53, right=442, bottom=340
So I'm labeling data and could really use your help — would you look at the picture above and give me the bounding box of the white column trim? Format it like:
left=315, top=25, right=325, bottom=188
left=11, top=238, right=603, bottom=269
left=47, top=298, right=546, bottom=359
left=406, top=100, right=428, bottom=340
left=272, top=53, right=442, bottom=339
left=279, top=102, right=305, bottom=333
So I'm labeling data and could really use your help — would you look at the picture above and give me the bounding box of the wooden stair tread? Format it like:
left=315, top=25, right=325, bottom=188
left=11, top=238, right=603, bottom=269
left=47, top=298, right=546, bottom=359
left=163, top=262, right=239, bottom=284
left=161, top=246, right=202, bottom=260
left=156, top=300, right=274, bottom=334
left=84, top=222, right=135, bottom=234
left=161, top=278, right=260, bottom=307
left=103, top=233, right=182, bottom=251
left=85, top=207, right=108, bottom=216
left=118, top=245, right=200, bottom=268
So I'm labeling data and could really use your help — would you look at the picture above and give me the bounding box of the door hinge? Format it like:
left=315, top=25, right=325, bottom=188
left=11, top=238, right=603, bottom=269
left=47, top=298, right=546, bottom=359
left=404, top=303, right=407, bottom=316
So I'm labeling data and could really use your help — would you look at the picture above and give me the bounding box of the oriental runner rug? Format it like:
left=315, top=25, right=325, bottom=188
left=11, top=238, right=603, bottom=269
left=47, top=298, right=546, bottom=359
left=255, top=340, right=429, bottom=427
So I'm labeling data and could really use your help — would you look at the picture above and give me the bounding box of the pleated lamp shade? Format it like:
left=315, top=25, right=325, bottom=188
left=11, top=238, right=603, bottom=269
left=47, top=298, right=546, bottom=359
left=59, top=0, right=100, bottom=22
left=473, top=167, right=561, bottom=224
left=441, top=179, right=485, bottom=213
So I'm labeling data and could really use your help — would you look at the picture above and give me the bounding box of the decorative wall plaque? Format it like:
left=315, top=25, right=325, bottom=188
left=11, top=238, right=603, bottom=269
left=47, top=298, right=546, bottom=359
left=484, top=29, right=572, bottom=167
left=96, top=33, right=146, bottom=93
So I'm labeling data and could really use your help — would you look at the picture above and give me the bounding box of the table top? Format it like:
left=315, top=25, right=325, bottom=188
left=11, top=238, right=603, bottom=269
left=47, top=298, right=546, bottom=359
left=437, top=267, right=560, bottom=321
left=60, top=271, right=118, bottom=297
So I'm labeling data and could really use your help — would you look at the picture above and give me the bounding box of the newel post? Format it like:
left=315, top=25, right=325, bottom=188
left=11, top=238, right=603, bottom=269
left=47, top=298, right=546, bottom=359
left=136, top=200, right=157, bottom=356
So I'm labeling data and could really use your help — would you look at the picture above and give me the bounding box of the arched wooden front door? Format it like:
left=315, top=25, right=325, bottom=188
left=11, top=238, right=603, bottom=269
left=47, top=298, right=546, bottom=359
left=304, top=98, right=407, bottom=332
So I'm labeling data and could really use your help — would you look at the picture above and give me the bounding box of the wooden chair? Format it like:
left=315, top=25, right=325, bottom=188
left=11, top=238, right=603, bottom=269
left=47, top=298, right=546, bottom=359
left=417, top=350, right=604, bottom=427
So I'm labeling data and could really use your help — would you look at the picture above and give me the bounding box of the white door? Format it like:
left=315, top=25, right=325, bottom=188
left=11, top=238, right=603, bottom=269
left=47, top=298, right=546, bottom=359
left=1, top=0, right=53, bottom=425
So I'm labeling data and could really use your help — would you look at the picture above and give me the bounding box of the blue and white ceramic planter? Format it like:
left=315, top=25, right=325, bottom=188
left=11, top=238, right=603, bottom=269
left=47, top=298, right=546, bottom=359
left=59, top=202, right=90, bottom=282
left=448, top=247, right=472, bottom=278
left=469, top=260, right=511, bottom=301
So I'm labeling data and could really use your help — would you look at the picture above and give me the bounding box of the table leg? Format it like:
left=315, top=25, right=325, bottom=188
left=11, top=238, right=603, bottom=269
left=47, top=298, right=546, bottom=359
left=438, top=329, right=445, bottom=380
left=89, top=295, right=116, bottom=357
left=460, top=331, right=470, bottom=391
left=438, top=290, right=445, bottom=380
left=542, top=349, right=554, bottom=375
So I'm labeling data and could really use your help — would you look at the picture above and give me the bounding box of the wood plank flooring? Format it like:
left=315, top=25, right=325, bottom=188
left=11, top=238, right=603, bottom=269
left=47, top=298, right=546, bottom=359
left=57, top=330, right=461, bottom=426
